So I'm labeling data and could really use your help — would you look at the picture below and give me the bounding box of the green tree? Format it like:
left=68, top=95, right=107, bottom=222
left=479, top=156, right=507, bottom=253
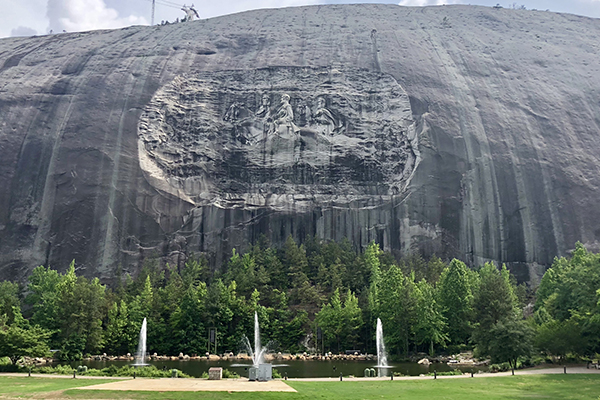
left=537, top=243, right=600, bottom=317
left=0, top=281, right=20, bottom=325
left=364, top=242, right=383, bottom=353
left=317, top=257, right=345, bottom=294
left=181, top=255, right=211, bottom=287
left=170, top=282, right=208, bottom=355
left=259, top=247, right=288, bottom=291
left=267, top=290, right=307, bottom=352
left=26, top=265, right=62, bottom=337
left=473, top=263, right=518, bottom=326
left=437, top=259, right=474, bottom=345
left=487, top=317, right=534, bottom=374
left=315, top=289, right=343, bottom=352
left=103, top=300, right=131, bottom=355
left=224, top=250, right=254, bottom=298
left=26, top=262, right=107, bottom=358
left=0, top=307, right=52, bottom=364
left=426, top=256, right=446, bottom=285
left=315, top=288, right=363, bottom=353
left=128, top=274, right=163, bottom=355
left=376, top=265, right=417, bottom=356
left=341, top=289, right=363, bottom=349
left=152, top=265, right=186, bottom=354
left=413, top=280, right=448, bottom=356
left=401, top=254, right=427, bottom=282
left=535, top=317, right=584, bottom=361
left=283, top=310, right=308, bottom=353
left=55, top=262, right=107, bottom=358
left=282, top=236, right=319, bottom=308
left=364, top=242, right=382, bottom=287
left=535, top=243, right=600, bottom=355
left=314, top=239, right=357, bottom=292
left=204, top=279, right=236, bottom=352
left=472, top=263, right=518, bottom=356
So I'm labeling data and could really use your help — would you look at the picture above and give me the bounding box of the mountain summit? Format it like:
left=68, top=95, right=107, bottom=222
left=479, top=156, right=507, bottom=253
left=1, top=4, right=599, bottom=282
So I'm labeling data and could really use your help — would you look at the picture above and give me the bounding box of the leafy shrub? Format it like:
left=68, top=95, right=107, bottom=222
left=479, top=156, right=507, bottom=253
left=25, top=364, right=190, bottom=378
left=489, top=362, right=511, bottom=372
left=199, top=368, right=239, bottom=379
left=105, top=365, right=190, bottom=378
left=222, top=368, right=239, bottom=378
left=519, top=355, right=543, bottom=368
left=426, top=370, right=464, bottom=376
left=272, top=368, right=282, bottom=379
left=488, top=356, right=543, bottom=372
left=0, top=364, right=21, bottom=372
left=34, top=364, right=74, bottom=374
left=99, top=365, right=119, bottom=376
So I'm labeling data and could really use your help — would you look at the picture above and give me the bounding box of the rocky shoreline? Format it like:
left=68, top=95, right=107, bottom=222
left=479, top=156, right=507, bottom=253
left=84, top=352, right=379, bottom=363
left=20, top=351, right=487, bottom=368
left=414, top=352, right=489, bottom=368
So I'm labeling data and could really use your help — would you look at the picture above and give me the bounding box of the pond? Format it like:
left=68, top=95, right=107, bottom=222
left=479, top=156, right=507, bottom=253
left=65, top=359, right=486, bottom=378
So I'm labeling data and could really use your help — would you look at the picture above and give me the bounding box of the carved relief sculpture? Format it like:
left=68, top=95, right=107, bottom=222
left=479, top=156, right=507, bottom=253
left=137, top=67, right=420, bottom=210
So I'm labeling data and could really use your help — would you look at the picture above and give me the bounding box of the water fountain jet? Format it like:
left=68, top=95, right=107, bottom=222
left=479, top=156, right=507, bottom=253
left=376, top=318, right=392, bottom=376
left=253, top=311, right=265, bottom=366
left=246, top=311, right=272, bottom=380
left=133, top=318, right=148, bottom=366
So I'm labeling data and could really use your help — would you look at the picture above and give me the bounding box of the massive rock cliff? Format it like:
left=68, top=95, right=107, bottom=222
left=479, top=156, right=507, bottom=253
left=1, top=4, right=599, bottom=283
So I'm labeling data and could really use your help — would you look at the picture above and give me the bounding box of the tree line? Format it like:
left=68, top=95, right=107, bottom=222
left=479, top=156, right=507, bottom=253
left=1, top=237, right=599, bottom=368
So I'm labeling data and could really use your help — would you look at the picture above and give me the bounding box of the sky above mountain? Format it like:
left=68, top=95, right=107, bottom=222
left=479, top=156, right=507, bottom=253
left=1, top=0, right=599, bottom=38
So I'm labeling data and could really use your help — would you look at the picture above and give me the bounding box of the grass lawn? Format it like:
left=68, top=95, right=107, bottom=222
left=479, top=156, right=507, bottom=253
left=287, top=375, right=600, bottom=399
left=0, top=376, right=120, bottom=397
left=1, top=374, right=599, bottom=399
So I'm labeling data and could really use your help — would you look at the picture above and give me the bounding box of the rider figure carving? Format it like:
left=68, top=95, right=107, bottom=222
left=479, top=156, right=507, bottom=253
left=312, top=96, right=342, bottom=136
left=274, top=94, right=299, bottom=134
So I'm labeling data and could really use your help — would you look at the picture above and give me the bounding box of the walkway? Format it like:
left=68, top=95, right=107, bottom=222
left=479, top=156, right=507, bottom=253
left=79, top=378, right=297, bottom=392
left=287, top=366, right=600, bottom=382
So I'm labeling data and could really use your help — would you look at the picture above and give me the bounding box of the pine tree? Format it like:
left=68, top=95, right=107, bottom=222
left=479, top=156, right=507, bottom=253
left=438, top=259, right=474, bottom=345
left=472, top=263, right=518, bottom=356
left=414, top=280, right=448, bottom=355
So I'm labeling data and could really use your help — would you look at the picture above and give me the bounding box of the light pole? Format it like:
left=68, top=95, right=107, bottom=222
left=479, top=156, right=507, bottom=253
left=151, top=0, right=155, bottom=25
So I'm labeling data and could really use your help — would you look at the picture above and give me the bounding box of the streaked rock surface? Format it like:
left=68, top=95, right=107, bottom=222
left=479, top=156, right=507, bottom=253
left=1, top=4, right=599, bottom=282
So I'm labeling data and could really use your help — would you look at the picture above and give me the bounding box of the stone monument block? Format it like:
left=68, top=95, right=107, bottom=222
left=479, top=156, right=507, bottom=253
left=208, top=367, right=222, bottom=380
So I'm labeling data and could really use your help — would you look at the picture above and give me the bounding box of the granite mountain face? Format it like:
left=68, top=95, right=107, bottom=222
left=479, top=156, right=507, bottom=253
left=1, top=4, right=599, bottom=283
